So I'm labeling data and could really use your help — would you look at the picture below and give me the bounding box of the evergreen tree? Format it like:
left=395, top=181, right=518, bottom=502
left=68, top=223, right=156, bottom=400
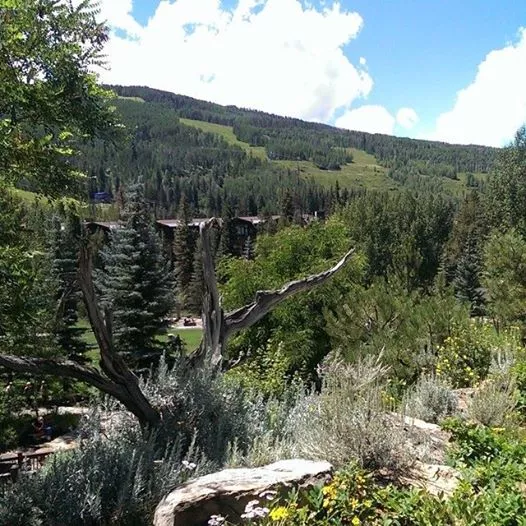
left=187, top=236, right=204, bottom=315
left=173, top=195, right=194, bottom=311
left=453, top=237, right=485, bottom=316
left=49, top=209, right=91, bottom=363
left=98, top=183, right=174, bottom=372
left=280, top=190, right=294, bottom=224
left=219, top=202, right=237, bottom=257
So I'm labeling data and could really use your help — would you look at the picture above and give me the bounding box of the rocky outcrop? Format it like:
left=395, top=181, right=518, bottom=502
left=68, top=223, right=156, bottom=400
left=153, top=459, right=333, bottom=526
left=402, top=461, right=461, bottom=497
left=392, top=414, right=460, bottom=496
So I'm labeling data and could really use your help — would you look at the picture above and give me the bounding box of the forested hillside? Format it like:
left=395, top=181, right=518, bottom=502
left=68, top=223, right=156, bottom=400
left=71, top=85, right=499, bottom=219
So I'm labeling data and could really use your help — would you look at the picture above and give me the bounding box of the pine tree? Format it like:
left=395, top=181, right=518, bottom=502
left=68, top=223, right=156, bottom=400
left=187, top=236, right=204, bottom=315
left=219, top=202, right=237, bottom=257
left=454, top=237, right=485, bottom=316
left=49, top=209, right=91, bottom=364
left=280, top=190, right=294, bottom=224
left=98, top=183, right=174, bottom=372
left=173, top=195, right=194, bottom=311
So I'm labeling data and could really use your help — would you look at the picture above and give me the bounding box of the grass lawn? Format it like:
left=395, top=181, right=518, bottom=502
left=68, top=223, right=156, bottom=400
left=273, top=148, right=397, bottom=191
left=168, top=328, right=202, bottom=351
left=76, top=320, right=202, bottom=365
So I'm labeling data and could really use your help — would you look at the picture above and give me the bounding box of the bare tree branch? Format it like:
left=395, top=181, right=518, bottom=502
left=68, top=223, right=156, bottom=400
left=0, top=241, right=161, bottom=429
left=76, top=243, right=160, bottom=428
left=194, top=218, right=356, bottom=371
left=0, top=354, right=126, bottom=402
left=224, top=247, right=356, bottom=337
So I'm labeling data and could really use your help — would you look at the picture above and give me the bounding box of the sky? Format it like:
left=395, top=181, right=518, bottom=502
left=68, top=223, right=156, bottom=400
left=96, top=0, right=526, bottom=147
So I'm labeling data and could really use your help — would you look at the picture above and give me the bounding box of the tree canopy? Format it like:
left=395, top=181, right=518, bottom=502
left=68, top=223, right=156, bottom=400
left=0, top=0, right=119, bottom=195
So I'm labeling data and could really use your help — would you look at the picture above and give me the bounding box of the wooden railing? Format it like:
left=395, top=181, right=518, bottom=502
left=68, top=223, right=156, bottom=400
left=0, top=448, right=54, bottom=486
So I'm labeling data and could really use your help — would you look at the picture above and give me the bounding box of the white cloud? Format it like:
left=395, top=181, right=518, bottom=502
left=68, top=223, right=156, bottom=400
left=335, top=105, right=396, bottom=134
left=359, top=56, right=366, bottom=66
left=396, top=107, right=419, bottom=129
left=97, top=0, right=143, bottom=38
left=429, top=28, right=526, bottom=146
left=97, top=0, right=373, bottom=122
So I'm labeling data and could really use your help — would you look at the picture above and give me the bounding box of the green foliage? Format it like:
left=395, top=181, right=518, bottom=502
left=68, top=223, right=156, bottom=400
left=453, top=236, right=485, bottom=315
left=186, top=236, right=205, bottom=315
left=173, top=196, right=194, bottom=309
left=0, top=191, right=56, bottom=360
left=249, top=452, right=526, bottom=526
left=483, top=229, right=526, bottom=330
left=48, top=209, right=91, bottom=364
left=97, top=183, right=174, bottom=372
left=327, top=278, right=469, bottom=383
left=0, top=0, right=120, bottom=195
left=340, top=192, right=454, bottom=290
left=435, top=323, right=517, bottom=388
left=249, top=422, right=526, bottom=526
left=442, top=419, right=526, bottom=468
left=512, top=359, right=526, bottom=416
left=487, top=126, right=526, bottom=235
left=219, top=219, right=364, bottom=392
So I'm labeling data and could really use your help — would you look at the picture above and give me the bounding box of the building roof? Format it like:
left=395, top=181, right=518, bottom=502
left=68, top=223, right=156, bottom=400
left=87, top=214, right=291, bottom=232
left=156, top=218, right=211, bottom=228
left=237, top=215, right=281, bottom=225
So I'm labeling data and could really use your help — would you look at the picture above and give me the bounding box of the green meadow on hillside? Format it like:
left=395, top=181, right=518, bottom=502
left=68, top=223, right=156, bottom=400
left=180, top=118, right=397, bottom=191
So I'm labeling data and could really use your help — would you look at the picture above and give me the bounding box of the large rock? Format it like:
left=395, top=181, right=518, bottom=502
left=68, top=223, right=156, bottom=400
left=154, top=459, right=333, bottom=526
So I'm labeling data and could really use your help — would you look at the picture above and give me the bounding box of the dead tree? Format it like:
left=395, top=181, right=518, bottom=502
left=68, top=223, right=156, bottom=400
left=191, top=218, right=356, bottom=369
left=0, top=220, right=354, bottom=429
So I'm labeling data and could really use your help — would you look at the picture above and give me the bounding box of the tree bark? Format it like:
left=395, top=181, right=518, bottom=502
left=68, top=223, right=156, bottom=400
left=193, top=219, right=355, bottom=370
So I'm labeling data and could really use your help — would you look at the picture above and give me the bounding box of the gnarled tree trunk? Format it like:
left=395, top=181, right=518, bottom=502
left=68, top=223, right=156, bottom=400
left=192, top=219, right=356, bottom=370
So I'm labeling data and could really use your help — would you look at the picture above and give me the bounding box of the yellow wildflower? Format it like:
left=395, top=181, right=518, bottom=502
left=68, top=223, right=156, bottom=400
left=352, top=517, right=361, bottom=525
left=269, top=506, right=289, bottom=521
left=322, top=483, right=337, bottom=499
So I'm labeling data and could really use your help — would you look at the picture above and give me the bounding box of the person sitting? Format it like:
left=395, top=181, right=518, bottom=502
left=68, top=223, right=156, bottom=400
left=32, top=416, right=45, bottom=442
left=32, top=417, right=52, bottom=442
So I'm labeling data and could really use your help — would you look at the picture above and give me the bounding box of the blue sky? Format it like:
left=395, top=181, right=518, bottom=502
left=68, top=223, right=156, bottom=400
left=98, top=0, right=526, bottom=146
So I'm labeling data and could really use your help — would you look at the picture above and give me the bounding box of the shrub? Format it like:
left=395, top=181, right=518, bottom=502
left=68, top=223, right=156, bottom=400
left=403, top=376, right=458, bottom=423
left=468, top=373, right=519, bottom=427
left=0, top=431, right=210, bottom=526
left=0, top=357, right=302, bottom=525
left=435, top=323, right=520, bottom=387
left=441, top=419, right=526, bottom=467
left=283, top=355, right=413, bottom=472
left=140, top=356, right=299, bottom=465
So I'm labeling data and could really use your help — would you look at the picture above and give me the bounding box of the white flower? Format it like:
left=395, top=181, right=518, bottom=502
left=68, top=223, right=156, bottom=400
left=241, top=499, right=269, bottom=519
left=182, top=460, right=197, bottom=471
left=208, top=515, right=226, bottom=526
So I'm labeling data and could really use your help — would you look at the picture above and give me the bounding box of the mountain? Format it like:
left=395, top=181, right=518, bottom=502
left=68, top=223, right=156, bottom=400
left=76, top=85, right=498, bottom=218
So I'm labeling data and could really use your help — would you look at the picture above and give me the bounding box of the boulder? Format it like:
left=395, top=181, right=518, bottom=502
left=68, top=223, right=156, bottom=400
left=398, top=414, right=453, bottom=465
left=153, top=459, right=333, bottom=526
